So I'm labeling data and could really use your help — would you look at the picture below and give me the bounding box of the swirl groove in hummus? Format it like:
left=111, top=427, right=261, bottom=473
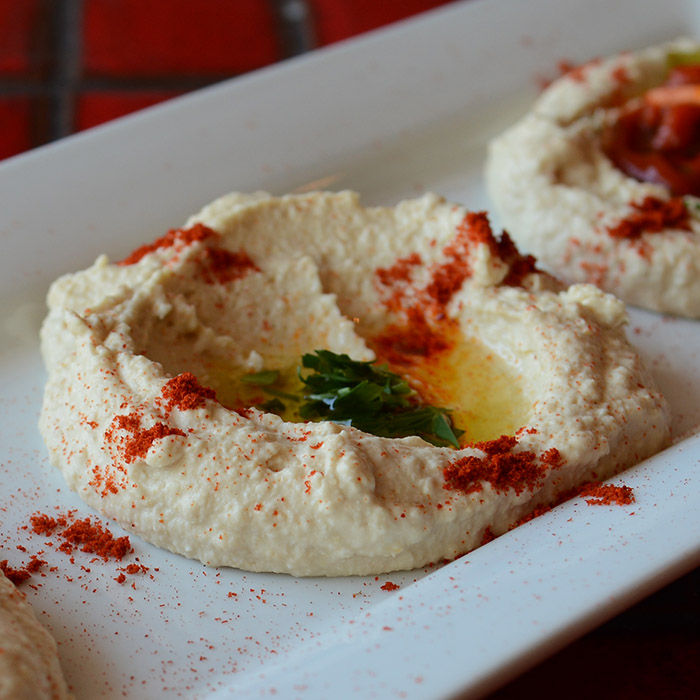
left=485, top=38, right=700, bottom=318
left=0, top=571, right=72, bottom=700
left=39, top=191, right=670, bottom=576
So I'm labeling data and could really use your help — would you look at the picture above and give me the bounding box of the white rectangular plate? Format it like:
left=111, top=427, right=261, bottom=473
left=1, top=0, right=700, bottom=698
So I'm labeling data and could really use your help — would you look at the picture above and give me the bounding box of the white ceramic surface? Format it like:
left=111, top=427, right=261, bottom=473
left=1, top=0, right=699, bottom=698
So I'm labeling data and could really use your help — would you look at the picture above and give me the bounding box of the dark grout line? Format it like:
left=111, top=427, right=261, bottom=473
left=0, top=75, right=251, bottom=96
left=72, top=75, right=243, bottom=92
left=269, top=0, right=317, bottom=58
left=48, top=0, right=84, bottom=140
left=0, top=83, right=54, bottom=96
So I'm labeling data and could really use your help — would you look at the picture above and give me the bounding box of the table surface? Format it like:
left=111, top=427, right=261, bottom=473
left=0, top=2, right=698, bottom=698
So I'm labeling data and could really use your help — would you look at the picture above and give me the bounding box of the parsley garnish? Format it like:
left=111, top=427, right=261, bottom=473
left=298, top=350, right=463, bottom=447
left=241, top=350, right=463, bottom=447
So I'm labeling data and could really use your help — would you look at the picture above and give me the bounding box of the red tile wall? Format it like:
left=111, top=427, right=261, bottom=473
left=308, top=0, right=455, bottom=45
left=0, top=0, right=43, bottom=75
left=82, top=0, right=280, bottom=77
left=0, top=97, right=33, bottom=159
left=0, top=0, right=456, bottom=159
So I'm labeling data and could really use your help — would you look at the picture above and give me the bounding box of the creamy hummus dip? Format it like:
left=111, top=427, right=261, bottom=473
left=0, top=571, right=72, bottom=700
left=39, top=191, right=670, bottom=576
left=486, top=38, right=700, bottom=318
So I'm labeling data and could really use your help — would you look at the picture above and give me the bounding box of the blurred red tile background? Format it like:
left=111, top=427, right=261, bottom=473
left=0, top=1, right=698, bottom=698
left=0, top=1, right=43, bottom=75
left=0, top=0, right=454, bottom=159
left=82, top=0, right=280, bottom=76
left=309, top=0, right=453, bottom=43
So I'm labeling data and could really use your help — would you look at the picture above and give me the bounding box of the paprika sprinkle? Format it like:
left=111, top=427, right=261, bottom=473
left=374, top=252, right=423, bottom=312
left=104, top=412, right=186, bottom=466
left=579, top=482, right=635, bottom=506
left=371, top=307, right=453, bottom=366
left=375, top=251, right=422, bottom=287
left=118, top=223, right=218, bottom=265
left=122, top=421, right=186, bottom=464
left=423, top=213, right=481, bottom=309
left=28, top=511, right=133, bottom=561
left=506, top=480, right=635, bottom=534
left=607, top=196, right=691, bottom=239
left=199, top=247, right=259, bottom=285
left=57, top=517, right=132, bottom=560
left=160, top=372, right=217, bottom=413
left=0, top=556, right=47, bottom=586
left=443, top=435, right=563, bottom=497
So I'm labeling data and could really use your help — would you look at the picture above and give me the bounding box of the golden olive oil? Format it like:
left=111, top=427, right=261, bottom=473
left=384, top=336, right=529, bottom=445
left=201, top=330, right=528, bottom=446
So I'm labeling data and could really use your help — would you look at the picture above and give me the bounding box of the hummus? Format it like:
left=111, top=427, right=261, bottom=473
left=39, top=191, right=670, bottom=576
left=0, top=571, right=72, bottom=700
left=485, top=38, right=700, bottom=318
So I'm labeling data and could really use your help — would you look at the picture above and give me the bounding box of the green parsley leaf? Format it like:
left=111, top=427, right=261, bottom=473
left=240, top=369, right=280, bottom=385
left=257, top=397, right=287, bottom=413
left=241, top=369, right=299, bottom=406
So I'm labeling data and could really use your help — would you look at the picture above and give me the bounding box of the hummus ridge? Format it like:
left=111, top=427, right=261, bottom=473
left=39, top=191, right=670, bottom=576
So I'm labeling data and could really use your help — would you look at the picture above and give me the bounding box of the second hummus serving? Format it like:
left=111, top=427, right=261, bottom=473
left=485, top=38, right=700, bottom=318
left=39, top=191, right=670, bottom=576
